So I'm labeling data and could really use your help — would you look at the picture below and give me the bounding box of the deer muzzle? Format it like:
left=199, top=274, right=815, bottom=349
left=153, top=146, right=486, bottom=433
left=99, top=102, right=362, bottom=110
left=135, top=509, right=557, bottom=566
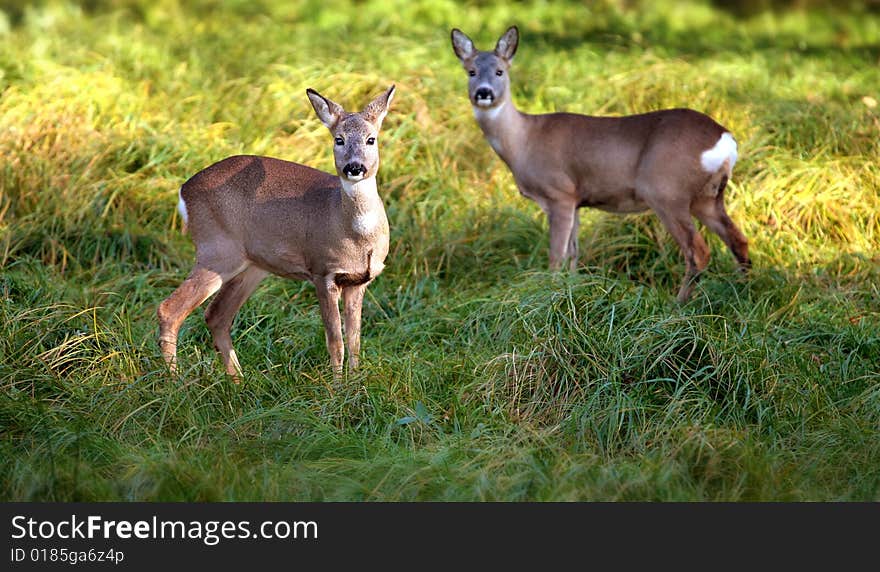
left=474, top=87, right=495, bottom=106
left=343, top=162, right=367, bottom=180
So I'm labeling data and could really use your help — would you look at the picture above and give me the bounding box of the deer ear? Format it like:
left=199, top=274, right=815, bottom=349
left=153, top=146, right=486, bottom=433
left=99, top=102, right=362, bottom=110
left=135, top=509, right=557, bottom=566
left=363, top=85, right=395, bottom=127
left=451, top=28, right=476, bottom=62
left=495, top=25, right=519, bottom=62
left=306, top=88, right=344, bottom=130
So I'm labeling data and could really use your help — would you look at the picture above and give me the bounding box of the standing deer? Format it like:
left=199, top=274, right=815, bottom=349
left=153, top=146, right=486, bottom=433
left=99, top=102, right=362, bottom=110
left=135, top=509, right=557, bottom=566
left=158, top=85, right=395, bottom=378
left=450, top=26, right=749, bottom=301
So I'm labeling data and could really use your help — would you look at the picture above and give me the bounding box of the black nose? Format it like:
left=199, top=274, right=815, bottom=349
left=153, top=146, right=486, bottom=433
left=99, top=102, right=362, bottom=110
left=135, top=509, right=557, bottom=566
left=475, top=88, right=494, bottom=101
left=343, top=163, right=366, bottom=177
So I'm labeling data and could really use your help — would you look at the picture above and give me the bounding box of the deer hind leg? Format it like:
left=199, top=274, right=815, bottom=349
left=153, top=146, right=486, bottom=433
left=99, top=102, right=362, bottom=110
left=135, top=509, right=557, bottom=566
left=204, top=266, right=268, bottom=381
left=158, top=266, right=224, bottom=373
left=648, top=200, right=710, bottom=303
left=691, top=186, right=750, bottom=272
left=314, top=278, right=344, bottom=375
left=342, top=284, right=367, bottom=371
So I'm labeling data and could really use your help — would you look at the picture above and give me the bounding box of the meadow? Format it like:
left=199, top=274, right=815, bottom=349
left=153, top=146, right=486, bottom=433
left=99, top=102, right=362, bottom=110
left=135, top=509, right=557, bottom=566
left=1, top=0, right=878, bottom=501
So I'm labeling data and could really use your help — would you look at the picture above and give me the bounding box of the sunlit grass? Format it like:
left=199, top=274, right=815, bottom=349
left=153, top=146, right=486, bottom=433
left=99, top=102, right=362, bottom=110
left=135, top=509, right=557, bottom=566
left=1, top=0, right=878, bottom=501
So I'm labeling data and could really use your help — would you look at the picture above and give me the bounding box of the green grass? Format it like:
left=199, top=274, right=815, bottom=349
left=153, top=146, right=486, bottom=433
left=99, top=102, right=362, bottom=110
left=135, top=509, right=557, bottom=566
left=1, top=0, right=879, bottom=501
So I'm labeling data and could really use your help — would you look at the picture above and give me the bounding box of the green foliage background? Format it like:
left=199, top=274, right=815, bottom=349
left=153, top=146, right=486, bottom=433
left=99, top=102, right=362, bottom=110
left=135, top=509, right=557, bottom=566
left=1, top=0, right=878, bottom=500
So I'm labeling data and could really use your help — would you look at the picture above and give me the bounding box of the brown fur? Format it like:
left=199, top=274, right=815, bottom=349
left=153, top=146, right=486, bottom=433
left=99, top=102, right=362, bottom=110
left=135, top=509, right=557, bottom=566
left=158, top=87, right=395, bottom=379
left=452, top=26, right=750, bottom=301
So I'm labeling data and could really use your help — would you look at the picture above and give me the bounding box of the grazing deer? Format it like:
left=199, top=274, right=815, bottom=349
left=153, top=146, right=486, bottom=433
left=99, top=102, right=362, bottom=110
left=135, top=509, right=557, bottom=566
left=158, top=85, right=396, bottom=378
left=450, top=26, right=749, bottom=302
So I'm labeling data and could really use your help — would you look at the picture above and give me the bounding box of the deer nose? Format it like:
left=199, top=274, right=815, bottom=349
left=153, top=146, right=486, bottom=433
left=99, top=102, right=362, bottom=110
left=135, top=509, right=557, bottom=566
left=474, top=88, right=494, bottom=102
left=343, top=163, right=366, bottom=178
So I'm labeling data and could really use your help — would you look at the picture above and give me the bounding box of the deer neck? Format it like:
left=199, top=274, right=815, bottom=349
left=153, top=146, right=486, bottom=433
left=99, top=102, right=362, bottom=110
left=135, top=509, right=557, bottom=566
left=472, top=98, right=529, bottom=165
left=339, top=176, right=386, bottom=237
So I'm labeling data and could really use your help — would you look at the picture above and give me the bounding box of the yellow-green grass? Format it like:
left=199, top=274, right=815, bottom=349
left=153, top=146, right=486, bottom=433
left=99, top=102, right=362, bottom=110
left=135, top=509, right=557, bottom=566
left=1, top=0, right=878, bottom=500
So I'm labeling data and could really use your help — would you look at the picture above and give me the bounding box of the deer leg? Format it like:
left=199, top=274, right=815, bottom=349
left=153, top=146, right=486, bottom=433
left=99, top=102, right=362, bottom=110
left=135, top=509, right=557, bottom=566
left=547, top=202, right=577, bottom=271
left=567, top=209, right=580, bottom=271
left=314, top=278, right=344, bottom=374
left=692, top=194, right=750, bottom=272
left=649, top=202, right=710, bottom=303
left=204, top=266, right=268, bottom=381
left=157, top=266, right=224, bottom=373
left=342, top=284, right=367, bottom=371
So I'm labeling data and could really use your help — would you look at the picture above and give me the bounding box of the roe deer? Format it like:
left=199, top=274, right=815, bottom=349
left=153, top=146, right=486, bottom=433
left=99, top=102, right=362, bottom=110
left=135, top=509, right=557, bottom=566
left=158, top=85, right=396, bottom=378
left=450, top=26, right=749, bottom=302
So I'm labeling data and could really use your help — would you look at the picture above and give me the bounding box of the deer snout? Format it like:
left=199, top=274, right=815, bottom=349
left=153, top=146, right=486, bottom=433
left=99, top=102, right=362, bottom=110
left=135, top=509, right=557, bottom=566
left=343, top=162, right=367, bottom=180
left=474, top=87, right=495, bottom=106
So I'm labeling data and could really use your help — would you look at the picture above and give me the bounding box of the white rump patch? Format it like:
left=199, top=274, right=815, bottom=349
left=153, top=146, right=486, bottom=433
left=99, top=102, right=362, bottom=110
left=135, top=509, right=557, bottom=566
left=352, top=211, right=380, bottom=235
left=700, top=132, right=738, bottom=173
left=177, top=188, right=188, bottom=225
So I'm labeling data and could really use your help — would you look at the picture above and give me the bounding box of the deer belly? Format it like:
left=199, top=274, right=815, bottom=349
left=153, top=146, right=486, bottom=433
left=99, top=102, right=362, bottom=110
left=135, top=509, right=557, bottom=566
left=245, top=250, right=311, bottom=281
left=578, top=188, right=648, bottom=214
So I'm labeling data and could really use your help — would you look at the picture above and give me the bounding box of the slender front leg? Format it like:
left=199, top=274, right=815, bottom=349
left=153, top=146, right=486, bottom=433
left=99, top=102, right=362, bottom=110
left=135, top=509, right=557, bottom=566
left=567, top=209, right=580, bottom=272
left=314, top=278, right=344, bottom=374
left=547, top=202, right=577, bottom=271
left=342, top=284, right=367, bottom=371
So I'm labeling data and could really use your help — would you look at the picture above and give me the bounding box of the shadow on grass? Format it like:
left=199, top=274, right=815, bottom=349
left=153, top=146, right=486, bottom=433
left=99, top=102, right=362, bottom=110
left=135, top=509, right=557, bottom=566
left=522, top=7, right=880, bottom=60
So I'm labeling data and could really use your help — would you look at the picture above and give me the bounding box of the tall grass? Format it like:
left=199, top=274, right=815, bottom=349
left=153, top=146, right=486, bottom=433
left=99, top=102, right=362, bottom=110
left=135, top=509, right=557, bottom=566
left=1, top=0, right=878, bottom=500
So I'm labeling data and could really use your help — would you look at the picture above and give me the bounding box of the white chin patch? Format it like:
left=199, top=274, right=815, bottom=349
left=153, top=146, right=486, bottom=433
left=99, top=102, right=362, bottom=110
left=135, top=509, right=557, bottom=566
left=700, top=132, right=738, bottom=173
left=340, top=175, right=378, bottom=199
left=346, top=173, right=365, bottom=182
left=475, top=98, right=493, bottom=107
left=473, top=101, right=505, bottom=122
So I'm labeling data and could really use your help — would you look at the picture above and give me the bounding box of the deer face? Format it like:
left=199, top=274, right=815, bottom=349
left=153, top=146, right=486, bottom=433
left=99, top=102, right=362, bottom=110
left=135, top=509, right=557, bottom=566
left=330, top=114, right=380, bottom=182
left=451, top=26, right=518, bottom=110
left=307, top=86, right=396, bottom=184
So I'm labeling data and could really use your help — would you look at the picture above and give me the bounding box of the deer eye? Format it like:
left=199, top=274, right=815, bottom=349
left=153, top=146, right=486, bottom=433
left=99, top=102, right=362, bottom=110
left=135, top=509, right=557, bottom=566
left=335, top=137, right=344, bottom=146
left=496, top=69, right=503, bottom=76
left=468, top=70, right=476, bottom=77
left=366, top=137, right=376, bottom=145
